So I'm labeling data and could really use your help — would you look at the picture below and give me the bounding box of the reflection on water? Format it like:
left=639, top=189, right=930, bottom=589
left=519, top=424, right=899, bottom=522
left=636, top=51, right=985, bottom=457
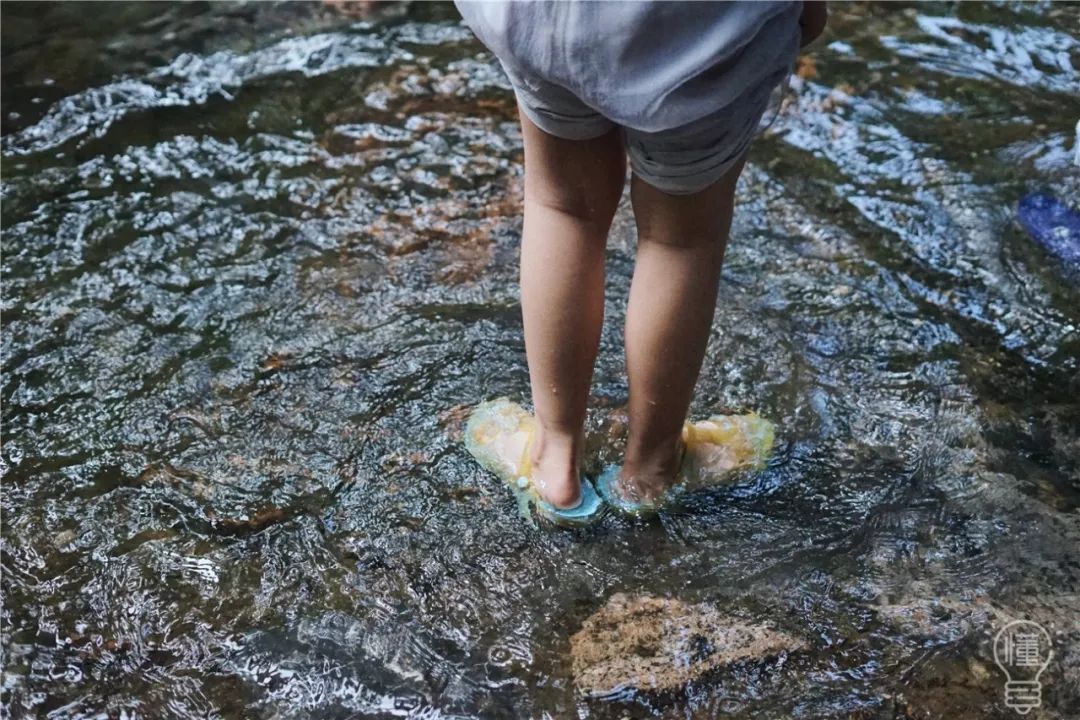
left=2, top=2, right=1079, bottom=718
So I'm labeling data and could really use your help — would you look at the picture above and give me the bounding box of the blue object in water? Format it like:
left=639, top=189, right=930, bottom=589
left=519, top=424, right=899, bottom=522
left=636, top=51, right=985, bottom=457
left=1017, top=193, right=1080, bottom=273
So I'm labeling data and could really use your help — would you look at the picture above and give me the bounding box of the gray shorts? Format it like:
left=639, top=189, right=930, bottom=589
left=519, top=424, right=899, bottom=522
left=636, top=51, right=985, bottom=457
left=504, top=63, right=790, bottom=195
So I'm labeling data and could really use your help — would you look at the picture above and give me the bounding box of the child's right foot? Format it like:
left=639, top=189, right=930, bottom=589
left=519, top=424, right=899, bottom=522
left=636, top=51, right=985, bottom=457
left=598, top=413, right=776, bottom=515
left=612, top=436, right=685, bottom=506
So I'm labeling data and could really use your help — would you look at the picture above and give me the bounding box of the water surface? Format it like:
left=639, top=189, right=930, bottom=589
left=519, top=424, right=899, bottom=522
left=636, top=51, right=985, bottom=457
left=2, top=2, right=1079, bottom=718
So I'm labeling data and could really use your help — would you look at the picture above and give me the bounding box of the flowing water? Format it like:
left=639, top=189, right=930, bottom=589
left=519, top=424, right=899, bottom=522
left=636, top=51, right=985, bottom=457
left=2, top=2, right=1079, bottom=718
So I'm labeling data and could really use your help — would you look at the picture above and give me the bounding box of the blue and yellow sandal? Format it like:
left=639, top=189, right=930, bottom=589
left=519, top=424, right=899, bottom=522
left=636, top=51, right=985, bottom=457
left=597, top=412, right=776, bottom=516
left=464, top=398, right=602, bottom=527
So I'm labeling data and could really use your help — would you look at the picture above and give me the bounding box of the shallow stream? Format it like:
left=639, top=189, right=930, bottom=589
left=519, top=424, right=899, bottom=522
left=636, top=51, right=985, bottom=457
left=2, top=2, right=1079, bottom=718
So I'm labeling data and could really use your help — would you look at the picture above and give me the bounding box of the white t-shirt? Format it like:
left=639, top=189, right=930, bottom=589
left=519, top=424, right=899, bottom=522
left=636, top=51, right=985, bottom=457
left=456, top=0, right=802, bottom=133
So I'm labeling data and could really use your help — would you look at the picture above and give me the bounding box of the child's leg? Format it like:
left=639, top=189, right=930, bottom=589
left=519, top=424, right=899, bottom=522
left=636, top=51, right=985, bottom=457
left=517, top=111, right=626, bottom=508
left=618, top=157, right=747, bottom=501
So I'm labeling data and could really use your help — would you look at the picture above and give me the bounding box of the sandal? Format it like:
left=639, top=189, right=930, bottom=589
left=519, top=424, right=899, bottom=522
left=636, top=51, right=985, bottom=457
left=465, top=398, right=602, bottom=527
left=596, top=412, right=776, bottom=516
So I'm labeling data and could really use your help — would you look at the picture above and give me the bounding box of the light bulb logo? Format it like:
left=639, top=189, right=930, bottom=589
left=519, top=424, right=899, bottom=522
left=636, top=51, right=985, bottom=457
left=993, top=620, right=1053, bottom=715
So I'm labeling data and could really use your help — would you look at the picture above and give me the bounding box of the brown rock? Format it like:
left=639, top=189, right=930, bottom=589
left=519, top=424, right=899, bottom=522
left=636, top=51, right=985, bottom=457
left=570, top=593, right=805, bottom=696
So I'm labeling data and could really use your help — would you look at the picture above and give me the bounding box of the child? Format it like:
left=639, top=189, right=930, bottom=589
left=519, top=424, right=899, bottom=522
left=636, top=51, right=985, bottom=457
left=460, top=1, right=827, bottom=523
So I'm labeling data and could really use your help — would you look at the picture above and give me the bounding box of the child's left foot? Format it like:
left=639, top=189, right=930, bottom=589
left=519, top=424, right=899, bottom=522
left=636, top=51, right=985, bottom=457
left=482, top=417, right=583, bottom=509
left=464, top=398, right=602, bottom=526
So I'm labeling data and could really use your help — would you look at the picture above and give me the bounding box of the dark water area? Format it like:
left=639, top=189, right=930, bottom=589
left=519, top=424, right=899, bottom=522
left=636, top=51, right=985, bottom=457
left=2, top=2, right=1079, bottom=718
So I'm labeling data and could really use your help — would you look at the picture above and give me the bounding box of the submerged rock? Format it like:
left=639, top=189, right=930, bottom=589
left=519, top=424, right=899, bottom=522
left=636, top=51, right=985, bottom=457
left=570, top=593, right=805, bottom=696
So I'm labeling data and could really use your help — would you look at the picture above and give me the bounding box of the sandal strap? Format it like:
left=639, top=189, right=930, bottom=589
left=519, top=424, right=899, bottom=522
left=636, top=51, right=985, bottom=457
left=517, top=417, right=534, bottom=481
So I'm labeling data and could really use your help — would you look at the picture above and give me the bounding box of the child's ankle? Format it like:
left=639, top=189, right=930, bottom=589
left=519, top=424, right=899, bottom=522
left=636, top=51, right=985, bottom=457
left=532, top=425, right=582, bottom=466
left=623, top=434, right=684, bottom=479
left=531, top=426, right=583, bottom=507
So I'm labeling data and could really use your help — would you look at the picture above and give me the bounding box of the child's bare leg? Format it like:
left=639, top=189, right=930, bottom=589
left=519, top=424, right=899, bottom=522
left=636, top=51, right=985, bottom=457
left=619, top=158, right=747, bottom=501
left=518, top=111, right=626, bottom=508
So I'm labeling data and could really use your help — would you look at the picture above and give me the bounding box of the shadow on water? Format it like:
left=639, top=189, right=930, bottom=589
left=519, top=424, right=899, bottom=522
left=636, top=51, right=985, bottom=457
left=2, top=2, right=1079, bottom=718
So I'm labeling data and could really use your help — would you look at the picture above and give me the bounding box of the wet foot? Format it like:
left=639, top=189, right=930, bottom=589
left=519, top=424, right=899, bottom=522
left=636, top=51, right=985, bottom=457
left=484, top=420, right=582, bottom=509
left=614, top=413, right=775, bottom=506
left=529, top=427, right=584, bottom=509
left=616, top=436, right=684, bottom=505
